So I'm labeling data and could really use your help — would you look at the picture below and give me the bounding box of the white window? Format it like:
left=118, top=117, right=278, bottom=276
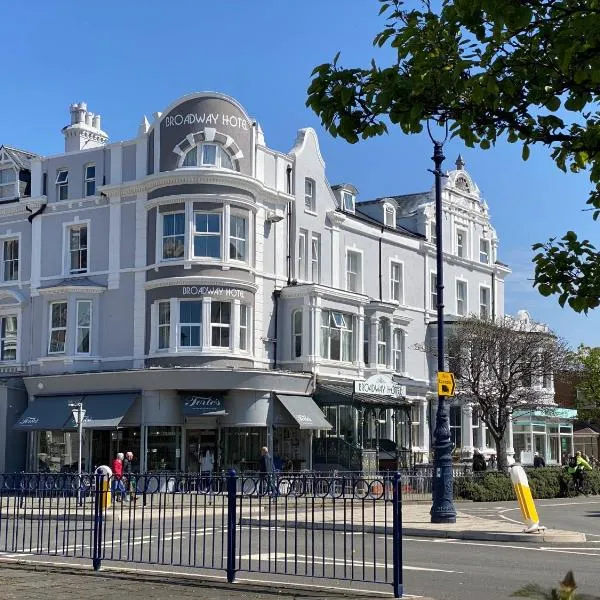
left=2, top=238, right=18, bottom=281
left=456, top=229, right=467, bottom=258
left=158, top=301, right=170, bottom=350
left=84, top=165, right=96, bottom=197
left=384, top=204, right=395, bottom=227
left=292, top=310, right=302, bottom=358
left=390, top=262, right=403, bottom=302
left=69, top=225, right=88, bottom=274
left=229, top=214, right=247, bottom=262
left=430, top=273, right=438, bottom=310
left=321, top=310, right=355, bottom=362
left=76, top=300, right=91, bottom=354
left=239, top=304, right=249, bottom=351
left=429, top=221, right=437, bottom=245
left=480, top=286, right=491, bottom=318
left=182, top=144, right=234, bottom=170
left=0, top=315, right=17, bottom=361
left=194, top=212, right=221, bottom=258
left=392, top=329, right=404, bottom=373
left=179, top=301, right=202, bottom=347
left=343, top=192, right=355, bottom=213
left=311, top=234, right=320, bottom=283
left=162, top=212, right=185, bottom=260
left=305, top=178, right=316, bottom=212
left=48, top=301, right=67, bottom=354
left=456, top=280, right=467, bottom=316
left=377, top=318, right=389, bottom=366
left=543, top=371, right=553, bottom=390
left=56, top=169, right=68, bottom=201
left=480, top=238, right=490, bottom=264
left=346, top=250, right=362, bottom=293
left=297, top=230, right=307, bottom=280
left=211, top=301, right=231, bottom=347
left=0, top=167, right=17, bottom=199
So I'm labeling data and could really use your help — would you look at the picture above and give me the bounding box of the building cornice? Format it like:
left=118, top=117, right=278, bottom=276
left=38, top=284, right=106, bottom=295
left=100, top=170, right=293, bottom=204
left=281, top=283, right=370, bottom=305
left=0, top=196, right=47, bottom=218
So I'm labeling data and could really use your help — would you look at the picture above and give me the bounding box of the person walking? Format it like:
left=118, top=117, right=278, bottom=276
left=200, top=448, right=214, bottom=493
left=533, top=451, right=546, bottom=468
left=472, top=449, right=487, bottom=473
left=122, top=451, right=135, bottom=502
left=111, top=452, right=124, bottom=501
left=259, top=446, right=277, bottom=496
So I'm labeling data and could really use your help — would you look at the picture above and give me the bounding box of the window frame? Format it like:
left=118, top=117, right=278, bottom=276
left=390, top=260, right=404, bottom=303
left=456, top=227, right=467, bottom=259
left=48, top=301, right=68, bottom=355
left=311, top=233, right=321, bottom=283
left=456, top=279, right=468, bottom=316
left=0, top=314, right=18, bottom=362
left=304, top=178, right=316, bottom=213
left=56, top=169, right=69, bottom=201
left=342, top=191, right=355, bottom=213
left=179, top=300, right=202, bottom=348
left=181, top=143, right=236, bottom=170
left=292, top=310, right=302, bottom=358
left=384, top=203, right=396, bottom=227
left=75, top=299, right=92, bottom=355
left=479, top=285, right=492, bottom=319
left=229, top=212, right=248, bottom=263
left=161, top=211, right=186, bottom=261
left=1, top=236, right=19, bottom=282
left=320, top=309, right=355, bottom=362
left=430, top=272, right=438, bottom=311
left=64, top=222, right=89, bottom=276
left=84, top=164, right=96, bottom=197
left=479, top=238, right=490, bottom=265
left=0, top=166, right=17, bottom=199
left=239, top=304, right=250, bottom=352
left=210, top=300, right=231, bottom=348
left=429, top=221, right=437, bottom=245
left=392, top=329, right=404, bottom=373
left=297, top=230, right=307, bottom=281
left=345, top=248, right=363, bottom=293
left=377, top=318, right=389, bottom=367
left=193, top=211, right=222, bottom=259
left=157, top=300, right=171, bottom=350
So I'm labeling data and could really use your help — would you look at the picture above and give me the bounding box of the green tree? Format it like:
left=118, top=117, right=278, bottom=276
left=306, top=0, right=600, bottom=313
left=576, top=346, right=600, bottom=422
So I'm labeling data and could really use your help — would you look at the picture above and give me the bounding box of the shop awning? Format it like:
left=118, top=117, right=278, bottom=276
left=14, top=396, right=77, bottom=431
left=314, top=382, right=411, bottom=408
left=275, top=394, right=333, bottom=430
left=180, top=393, right=226, bottom=417
left=62, top=393, right=139, bottom=429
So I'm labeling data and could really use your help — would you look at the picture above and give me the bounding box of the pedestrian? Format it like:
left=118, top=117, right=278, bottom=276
left=111, top=452, right=124, bottom=501
left=123, top=451, right=135, bottom=502
left=259, top=446, right=277, bottom=496
left=472, top=449, right=487, bottom=473
left=533, top=451, right=545, bottom=468
left=200, top=448, right=214, bottom=493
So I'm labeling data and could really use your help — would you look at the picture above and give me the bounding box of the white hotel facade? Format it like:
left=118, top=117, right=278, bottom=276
left=0, top=91, right=573, bottom=474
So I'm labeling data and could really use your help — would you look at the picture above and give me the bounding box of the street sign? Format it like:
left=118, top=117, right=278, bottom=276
left=437, top=371, right=455, bottom=397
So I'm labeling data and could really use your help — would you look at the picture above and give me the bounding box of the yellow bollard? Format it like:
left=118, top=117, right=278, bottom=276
left=509, top=465, right=545, bottom=533
left=95, top=465, right=112, bottom=510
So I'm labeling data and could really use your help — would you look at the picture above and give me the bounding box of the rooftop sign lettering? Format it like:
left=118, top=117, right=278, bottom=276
left=182, top=286, right=245, bottom=299
left=164, top=112, right=248, bottom=131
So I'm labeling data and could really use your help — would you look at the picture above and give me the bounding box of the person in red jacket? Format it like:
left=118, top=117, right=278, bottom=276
left=111, top=453, right=124, bottom=501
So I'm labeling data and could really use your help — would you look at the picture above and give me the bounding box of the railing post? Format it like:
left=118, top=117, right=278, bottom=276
left=392, top=472, right=403, bottom=598
left=92, top=472, right=103, bottom=571
left=226, top=469, right=237, bottom=584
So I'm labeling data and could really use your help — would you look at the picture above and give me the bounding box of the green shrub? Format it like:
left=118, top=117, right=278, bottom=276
left=524, top=467, right=563, bottom=499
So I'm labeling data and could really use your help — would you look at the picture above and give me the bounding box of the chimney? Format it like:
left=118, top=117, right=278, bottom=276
left=63, top=102, right=108, bottom=153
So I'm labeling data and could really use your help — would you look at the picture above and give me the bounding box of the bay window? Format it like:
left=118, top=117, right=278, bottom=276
left=194, top=212, right=221, bottom=258
left=239, top=304, right=249, bottom=351
left=392, top=329, right=404, bottom=372
left=292, top=310, right=302, bottom=358
left=0, top=315, right=17, bottom=361
left=321, top=310, right=355, bottom=362
left=162, top=212, right=185, bottom=260
left=210, top=301, right=230, bottom=347
left=75, top=300, right=91, bottom=354
left=158, top=301, right=170, bottom=350
left=377, top=318, right=389, bottom=366
left=0, top=167, right=16, bottom=199
left=229, top=214, right=247, bottom=262
left=179, top=301, right=202, bottom=347
left=48, top=301, right=67, bottom=354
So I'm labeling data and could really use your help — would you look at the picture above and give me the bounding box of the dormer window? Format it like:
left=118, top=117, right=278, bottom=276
left=384, top=204, right=396, bottom=227
left=181, top=143, right=235, bottom=170
left=0, top=167, right=17, bottom=199
left=343, top=191, right=355, bottom=213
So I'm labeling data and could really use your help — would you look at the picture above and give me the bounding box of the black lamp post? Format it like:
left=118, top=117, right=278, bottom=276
left=428, top=124, right=457, bottom=524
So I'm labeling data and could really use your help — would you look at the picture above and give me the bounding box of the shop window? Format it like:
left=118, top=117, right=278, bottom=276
left=38, top=431, right=81, bottom=473
left=210, top=301, right=230, bottom=347
left=162, top=212, right=185, bottom=260
left=182, top=143, right=235, bottom=170
left=56, top=169, right=68, bottom=201
left=305, top=178, right=316, bottom=212
left=194, top=212, right=221, bottom=258
left=146, top=426, right=181, bottom=472
left=2, top=238, right=18, bottom=281
left=292, top=310, right=302, bottom=358
left=0, top=315, right=17, bottom=361
left=48, top=301, right=67, bottom=354
left=392, top=329, right=404, bottom=372
left=229, top=214, right=247, bottom=262
left=346, top=249, right=362, bottom=293
left=68, top=224, right=88, bottom=274
left=84, top=164, right=96, bottom=197
left=377, top=318, right=389, bottom=366
left=223, top=427, right=267, bottom=471
left=390, top=262, right=403, bottom=302
left=76, top=300, right=91, bottom=354
left=158, top=301, right=170, bottom=349
left=239, top=304, right=249, bottom=351
left=180, top=301, right=202, bottom=347
left=321, top=310, right=355, bottom=362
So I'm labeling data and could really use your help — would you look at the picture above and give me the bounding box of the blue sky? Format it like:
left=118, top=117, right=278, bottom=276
left=3, top=1, right=599, bottom=348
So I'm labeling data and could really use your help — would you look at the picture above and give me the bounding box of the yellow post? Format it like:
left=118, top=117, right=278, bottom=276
left=509, top=465, right=545, bottom=533
left=95, top=465, right=112, bottom=510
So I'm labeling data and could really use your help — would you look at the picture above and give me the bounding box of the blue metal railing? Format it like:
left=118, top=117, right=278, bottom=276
left=0, top=471, right=404, bottom=598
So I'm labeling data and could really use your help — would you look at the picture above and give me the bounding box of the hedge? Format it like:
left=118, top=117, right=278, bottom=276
left=453, top=467, right=600, bottom=502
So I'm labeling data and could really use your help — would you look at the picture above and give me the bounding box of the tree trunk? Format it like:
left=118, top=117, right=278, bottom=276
left=495, top=438, right=508, bottom=473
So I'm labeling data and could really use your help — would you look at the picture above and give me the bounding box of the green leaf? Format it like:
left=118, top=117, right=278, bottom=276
left=522, top=145, right=530, bottom=161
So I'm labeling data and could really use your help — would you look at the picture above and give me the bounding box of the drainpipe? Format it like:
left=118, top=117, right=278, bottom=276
left=26, top=202, right=47, bottom=223
left=272, top=289, right=281, bottom=369
left=286, top=165, right=293, bottom=285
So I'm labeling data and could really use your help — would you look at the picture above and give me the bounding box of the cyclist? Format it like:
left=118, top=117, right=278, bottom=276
left=567, top=451, right=592, bottom=492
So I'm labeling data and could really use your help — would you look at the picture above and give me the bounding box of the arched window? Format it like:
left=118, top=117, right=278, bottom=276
left=292, top=310, right=302, bottom=358
left=182, top=143, right=235, bottom=170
